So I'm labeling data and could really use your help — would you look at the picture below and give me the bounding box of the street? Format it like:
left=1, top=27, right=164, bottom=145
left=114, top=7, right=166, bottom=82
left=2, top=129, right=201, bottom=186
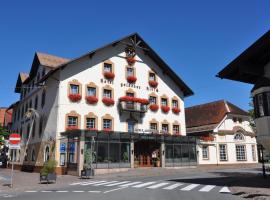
left=2, top=166, right=267, bottom=200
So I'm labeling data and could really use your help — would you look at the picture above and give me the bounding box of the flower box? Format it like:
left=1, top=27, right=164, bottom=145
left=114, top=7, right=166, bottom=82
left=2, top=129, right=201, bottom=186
left=149, top=80, right=158, bottom=88
left=127, top=76, right=137, bottom=83
left=103, top=71, right=115, bottom=80
left=200, top=135, right=215, bottom=141
left=126, top=57, right=136, bottom=65
left=174, top=132, right=181, bottom=136
left=103, top=128, right=112, bottom=133
left=172, top=107, right=181, bottom=114
left=102, top=97, right=115, bottom=106
left=119, top=96, right=149, bottom=105
left=68, top=94, right=82, bottom=102
left=161, top=105, right=170, bottom=113
left=86, top=128, right=97, bottom=131
left=86, top=96, right=98, bottom=104
left=149, top=104, right=159, bottom=111
left=66, top=126, right=79, bottom=131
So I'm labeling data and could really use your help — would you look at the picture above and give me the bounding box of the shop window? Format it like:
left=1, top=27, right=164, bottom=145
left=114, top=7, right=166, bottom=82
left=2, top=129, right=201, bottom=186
left=235, top=145, right=246, bottom=161
left=219, top=144, right=227, bottom=161
left=86, top=118, right=96, bottom=129
left=202, top=146, right=209, bottom=160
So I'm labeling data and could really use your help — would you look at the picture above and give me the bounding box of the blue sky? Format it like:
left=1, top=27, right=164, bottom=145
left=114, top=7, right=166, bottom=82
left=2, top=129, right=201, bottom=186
left=0, top=0, right=269, bottom=110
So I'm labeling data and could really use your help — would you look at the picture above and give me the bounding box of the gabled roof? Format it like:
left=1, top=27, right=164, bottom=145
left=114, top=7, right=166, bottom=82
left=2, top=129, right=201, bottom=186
left=185, top=100, right=249, bottom=130
left=39, top=33, right=194, bottom=97
left=217, top=30, right=270, bottom=84
left=36, top=52, right=70, bottom=69
left=15, top=72, right=29, bottom=93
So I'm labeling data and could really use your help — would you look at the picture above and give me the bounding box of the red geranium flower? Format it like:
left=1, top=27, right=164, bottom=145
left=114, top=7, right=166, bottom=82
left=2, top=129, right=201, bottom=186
left=149, top=104, right=159, bottom=111
left=127, top=76, right=137, bottom=83
left=119, top=96, right=149, bottom=105
left=68, top=94, right=82, bottom=102
left=161, top=105, right=170, bottom=113
left=102, top=97, right=115, bottom=106
left=103, top=128, right=112, bottom=133
left=149, top=80, right=158, bottom=88
left=103, top=71, right=115, bottom=79
left=135, top=98, right=149, bottom=105
left=126, top=57, right=136, bottom=65
left=172, top=107, right=181, bottom=114
left=86, top=96, right=98, bottom=104
left=66, top=126, right=79, bottom=131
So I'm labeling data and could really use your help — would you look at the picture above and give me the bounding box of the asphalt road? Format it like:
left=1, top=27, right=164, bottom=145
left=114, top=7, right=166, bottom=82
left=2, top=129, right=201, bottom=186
left=0, top=167, right=253, bottom=200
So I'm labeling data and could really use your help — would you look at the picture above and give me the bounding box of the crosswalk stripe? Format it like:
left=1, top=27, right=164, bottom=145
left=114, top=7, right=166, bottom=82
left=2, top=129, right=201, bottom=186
left=81, top=181, right=106, bottom=186
left=132, top=182, right=156, bottom=188
left=70, top=181, right=90, bottom=185
left=199, top=185, right=216, bottom=192
left=105, top=181, right=130, bottom=186
left=181, top=184, right=200, bottom=191
left=119, top=182, right=142, bottom=187
left=94, top=181, right=118, bottom=186
left=163, top=183, right=183, bottom=190
left=147, top=182, right=169, bottom=189
left=219, top=187, right=231, bottom=193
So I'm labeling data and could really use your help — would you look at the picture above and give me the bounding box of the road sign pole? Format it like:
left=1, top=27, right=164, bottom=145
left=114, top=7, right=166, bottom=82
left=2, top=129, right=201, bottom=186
left=10, top=149, right=14, bottom=188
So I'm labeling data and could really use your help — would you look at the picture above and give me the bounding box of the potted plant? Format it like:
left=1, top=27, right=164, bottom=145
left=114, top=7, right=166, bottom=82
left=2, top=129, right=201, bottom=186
left=40, top=159, right=57, bottom=183
left=81, top=149, right=95, bottom=178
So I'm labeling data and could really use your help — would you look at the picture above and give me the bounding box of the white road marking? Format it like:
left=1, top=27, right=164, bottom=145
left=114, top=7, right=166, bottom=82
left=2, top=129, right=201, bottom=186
left=163, top=183, right=183, bottom=190
left=103, top=187, right=127, bottom=194
left=81, top=180, right=106, bottom=186
left=219, top=187, right=231, bottom=193
left=104, top=181, right=130, bottom=186
left=56, top=191, right=68, bottom=193
left=41, top=191, right=52, bottom=193
left=88, top=191, right=101, bottom=193
left=70, top=181, right=91, bottom=185
left=147, top=182, right=169, bottom=189
left=132, top=182, right=156, bottom=188
left=119, top=181, right=142, bottom=187
left=94, top=181, right=118, bottom=186
left=25, top=191, right=37, bottom=193
left=199, top=185, right=216, bottom=192
left=181, top=184, right=200, bottom=191
left=72, top=191, right=84, bottom=193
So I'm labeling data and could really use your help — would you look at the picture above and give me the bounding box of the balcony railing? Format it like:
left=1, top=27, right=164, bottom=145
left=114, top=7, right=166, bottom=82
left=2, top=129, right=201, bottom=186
left=119, top=101, right=148, bottom=113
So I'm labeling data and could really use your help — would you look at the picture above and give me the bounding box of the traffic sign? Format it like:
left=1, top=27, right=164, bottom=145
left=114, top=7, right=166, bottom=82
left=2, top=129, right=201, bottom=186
left=9, top=133, right=21, bottom=150
left=60, top=143, right=66, bottom=153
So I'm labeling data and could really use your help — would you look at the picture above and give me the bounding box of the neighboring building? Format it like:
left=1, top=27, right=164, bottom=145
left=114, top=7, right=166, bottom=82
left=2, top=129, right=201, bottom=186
left=217, top=30, right=270, bottom=158
left=0, top=107, right=13, bottom=129
left=11, top=33, right=196, bottom=175
left=186, top=100, right=257, bottom=165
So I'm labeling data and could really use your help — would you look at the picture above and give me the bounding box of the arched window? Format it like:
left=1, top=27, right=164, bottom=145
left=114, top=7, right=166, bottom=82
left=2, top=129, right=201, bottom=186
left=44, top=145, right=50, bottom=162
left=31, top=148, right=36, bottom=161
left=234, top=132, right=244, bottom=141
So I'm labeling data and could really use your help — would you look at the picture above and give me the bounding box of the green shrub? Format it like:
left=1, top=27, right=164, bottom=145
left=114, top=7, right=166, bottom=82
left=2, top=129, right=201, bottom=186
left=40, top=159, right=57, bottom=176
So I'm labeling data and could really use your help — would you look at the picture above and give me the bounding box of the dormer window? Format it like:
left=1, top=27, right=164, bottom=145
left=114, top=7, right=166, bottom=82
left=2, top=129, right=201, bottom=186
left=104, top=63, right=112, bottom=72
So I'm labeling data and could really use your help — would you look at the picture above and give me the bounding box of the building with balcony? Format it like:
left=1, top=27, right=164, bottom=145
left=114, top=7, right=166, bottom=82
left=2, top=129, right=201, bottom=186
left=186, top=100, right=257, bottom=165
left=217, top=30, right=270, bottom=158
left=10, top=33, right=196, bottom=175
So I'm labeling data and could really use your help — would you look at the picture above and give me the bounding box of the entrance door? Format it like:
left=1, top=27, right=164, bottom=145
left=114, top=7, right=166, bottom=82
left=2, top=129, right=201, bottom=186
left=134, top=141, right=160, bottom=167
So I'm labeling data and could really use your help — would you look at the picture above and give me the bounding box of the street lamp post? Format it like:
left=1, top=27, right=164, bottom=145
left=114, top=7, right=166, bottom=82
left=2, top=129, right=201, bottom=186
left=259, top=144, right=266, bottom=178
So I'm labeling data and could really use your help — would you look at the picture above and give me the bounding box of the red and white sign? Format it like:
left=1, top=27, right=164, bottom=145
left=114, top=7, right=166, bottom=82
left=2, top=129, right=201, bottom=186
left=9, top=133, right=21, bottom=149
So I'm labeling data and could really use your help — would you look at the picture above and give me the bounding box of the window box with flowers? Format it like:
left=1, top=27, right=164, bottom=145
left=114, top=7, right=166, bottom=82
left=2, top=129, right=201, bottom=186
left=127, top=76, right=137, bottom=83
left=161, top=105, right=170, bottom=113
left=119, top=96, right=149, bottom=112
left=149, top=104, right=159, bottom=112
left=86, top=96, right=98, bottom=104
left=172, top=107, right=181, bottom=114
left=103, top=128, right=112, bottom=133
left=149, top=80, right=158, bottom=88
left=102, top=97, right=115, bottom=106
left=103, top=71, right=115, bottom=80
left=126, top=57, right=136, bottom=65
left=200, top=135, right=215, bottom=142
left=66, top=125, right=79, bottom=131
left=68, top=94, right=82, bottom=102
left=86, top=128, right=97, bottom=131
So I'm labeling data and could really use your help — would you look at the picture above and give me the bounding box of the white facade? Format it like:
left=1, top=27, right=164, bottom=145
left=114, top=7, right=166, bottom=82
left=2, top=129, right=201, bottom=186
left=197, top=114, right=257, bottom=165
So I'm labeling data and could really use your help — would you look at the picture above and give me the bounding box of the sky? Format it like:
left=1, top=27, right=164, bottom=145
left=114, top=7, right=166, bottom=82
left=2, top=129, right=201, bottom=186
left=0, top=0, right=269, bottom=111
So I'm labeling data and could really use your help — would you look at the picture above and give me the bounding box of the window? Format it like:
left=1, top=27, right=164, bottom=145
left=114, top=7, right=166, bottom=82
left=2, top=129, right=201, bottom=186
left=236, top=145, right=246, bottom=161
left=104, top=63, right=112, bottom=72
left=39, top=118, right=43, bottom=138
left=149, top=72, right=156, bottom=81
left=87, top=87, right=96, bottom=96
left=234, top=132, right=244, bottom=141
left=86, top=118, right=96, bottom=129
left=173, top=125, right=180, bottom=135
left=103, top=119, right=112, bottom=130
left=161, top=98, right=168, bottom=106
left=41, top=90, right=46, bottom=108
left=202, top=146, right=209, bottom=160
left=70, top=84, right=79, bottom=94
left=161, top=124, right=169, bottom=133
left=68, top=116, right=78, bottom=127
left=254, top=92, right=270, bottom=118
left=34, top=95, right=38, bottom=109
left=103, top=89, right=112, bottom=98
left=150, top=123, right=158, bottom=130
left=127, top=67, right=134, bottom=76
left=126, top=92, right=134, bottom=97
left=44, top=146, right=50, bottom=162
left=127, top=120, right=136, bottom=132
left=252, top=145, right=256, bottom=161
left=31, top=148, right=36, bottom=161
left=258, top=94, right=265, bottom=117
left=24, top=149, right=28, bottom=161
left=149, top=96, right=157, bottom=104
left=219, top=144, right=227, bottom=161
left=172, top=100, right=178, bottom=108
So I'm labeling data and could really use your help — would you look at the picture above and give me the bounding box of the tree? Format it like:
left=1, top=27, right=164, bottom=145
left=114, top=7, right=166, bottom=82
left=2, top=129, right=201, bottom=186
left=248, top=97, right=256, bottom=133
left=0, top=125, right=9, bottom=145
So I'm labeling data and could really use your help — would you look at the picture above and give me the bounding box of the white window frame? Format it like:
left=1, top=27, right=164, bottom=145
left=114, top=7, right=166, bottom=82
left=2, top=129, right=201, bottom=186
left=44, top=145, right=50, bottom=162
left=202, top=145, right=209, bottom=160
left=103, top=119, right=112, bottom=129
left=68, top=116, right=78, bottom=127
left=103, top=89, right=112, bottom=98
left=86, top=118, right=96, bottom=129
left=236, top=145, right=246, bottom=161
left=219, top=144, right=227, bottom=161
